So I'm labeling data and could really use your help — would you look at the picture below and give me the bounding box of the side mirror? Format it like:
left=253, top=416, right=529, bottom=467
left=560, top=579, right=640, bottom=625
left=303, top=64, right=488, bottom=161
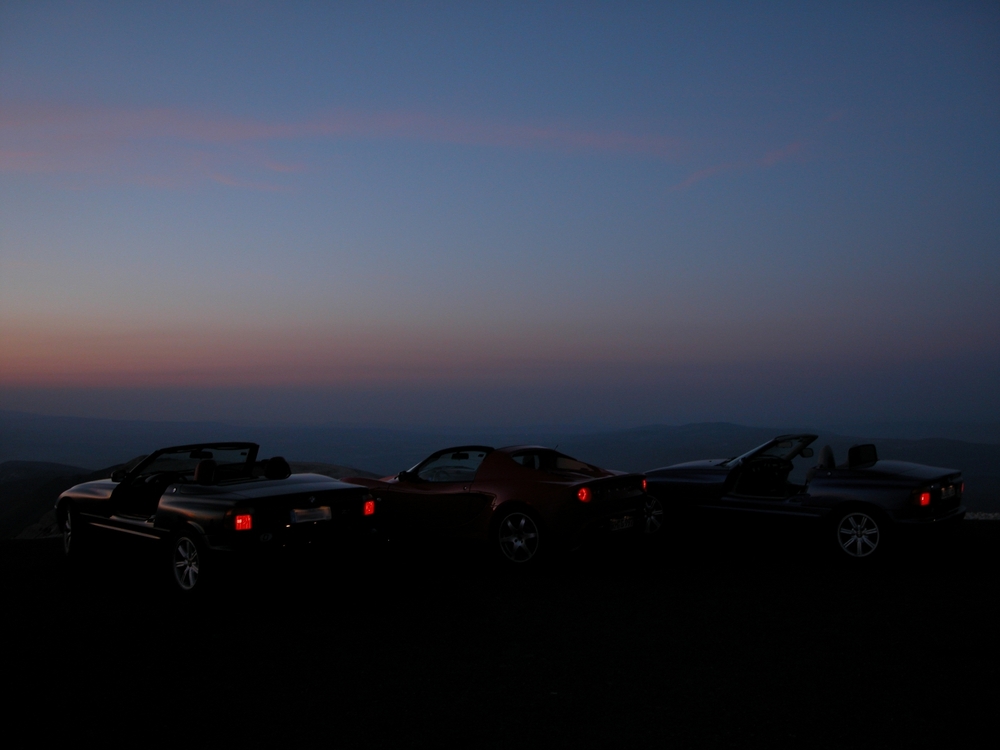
left=397, top=470, right=414, bottom=482
left=800, top=447, right=814, bottom=458
left=110, top=469, right=127, bottom=482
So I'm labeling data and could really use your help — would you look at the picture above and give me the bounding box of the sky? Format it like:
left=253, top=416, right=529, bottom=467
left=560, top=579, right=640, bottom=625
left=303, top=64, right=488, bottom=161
left=1, top=1, right=998, bottom=429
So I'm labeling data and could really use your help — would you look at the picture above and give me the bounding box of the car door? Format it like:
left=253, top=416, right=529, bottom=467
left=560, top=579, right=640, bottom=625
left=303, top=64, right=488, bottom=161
left=385, top=448, right=493, bottom=533
left=715, top=436, right=821, bottom=519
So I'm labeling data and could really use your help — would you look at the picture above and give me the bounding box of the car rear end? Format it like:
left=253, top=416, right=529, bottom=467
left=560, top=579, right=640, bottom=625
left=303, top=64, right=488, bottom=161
left=892, top=472, right=966, bottom=525
left=211, top=479, right=379, bottom=553
left=561, top=474, right=650, bottom=543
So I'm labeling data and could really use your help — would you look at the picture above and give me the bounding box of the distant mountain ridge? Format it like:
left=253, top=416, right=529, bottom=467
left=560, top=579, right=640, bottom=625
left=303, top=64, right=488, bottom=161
left=2, top=411, right=998, bottom=511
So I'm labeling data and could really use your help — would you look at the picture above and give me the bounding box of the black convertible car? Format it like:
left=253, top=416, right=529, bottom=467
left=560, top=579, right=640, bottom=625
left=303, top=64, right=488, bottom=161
left=56, top=442, right=377, bottom=592
left=644, top=435, right=965, bottom=559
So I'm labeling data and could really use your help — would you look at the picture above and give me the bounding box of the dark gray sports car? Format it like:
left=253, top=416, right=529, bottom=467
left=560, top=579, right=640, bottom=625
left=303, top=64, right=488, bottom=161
left=55, top=442, right=377, bottom=592
left=644, top=435, right=965, bottom=559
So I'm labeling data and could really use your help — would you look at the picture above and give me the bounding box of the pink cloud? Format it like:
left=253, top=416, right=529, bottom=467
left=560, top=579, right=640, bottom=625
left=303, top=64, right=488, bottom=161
left=670, top=140, right=804, bottom=191
left=0, top=102, right=686, bottom=189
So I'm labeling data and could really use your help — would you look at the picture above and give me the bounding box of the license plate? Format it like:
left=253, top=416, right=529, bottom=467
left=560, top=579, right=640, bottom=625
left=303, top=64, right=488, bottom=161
left=290, top=506, right=332, bottom=524
left=609, top=515, right=634, bottom=532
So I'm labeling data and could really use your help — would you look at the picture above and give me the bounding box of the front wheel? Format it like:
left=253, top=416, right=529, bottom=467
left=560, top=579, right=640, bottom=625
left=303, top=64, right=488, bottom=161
left=833, top=509, right=884, bottom=560
left=168, top=531, right=210, bottom=593
left=61, top=503, right=88, bottom=560
left=495, top=510, right=542, bottom=564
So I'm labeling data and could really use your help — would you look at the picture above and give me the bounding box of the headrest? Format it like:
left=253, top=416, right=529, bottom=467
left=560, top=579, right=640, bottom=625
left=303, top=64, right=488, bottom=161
left=194, top=459, right=217, bottom=485
left=818, top=445, right=836, bottom=470
left=264, top=456, right=291, bottom=480
left=848, top=444, right=878, bottom=468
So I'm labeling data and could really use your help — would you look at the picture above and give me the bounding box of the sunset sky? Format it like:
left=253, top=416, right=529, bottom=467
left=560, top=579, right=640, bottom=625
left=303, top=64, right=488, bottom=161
left=1, top=2, right=998, bottom=428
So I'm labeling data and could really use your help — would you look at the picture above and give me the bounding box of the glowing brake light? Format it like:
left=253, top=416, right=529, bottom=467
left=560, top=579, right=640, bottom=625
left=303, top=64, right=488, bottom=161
left=577, top=487, right=592, bottom=503
left=234, top=514, right=253, bottom=531
left=918, top=492, right=931, bottom=507
left=363, top=499, right=376, bottom=516
left=642, top=478, right=648, bottom=492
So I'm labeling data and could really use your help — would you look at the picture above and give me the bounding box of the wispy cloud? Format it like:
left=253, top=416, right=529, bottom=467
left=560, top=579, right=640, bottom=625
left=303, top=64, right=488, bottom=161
left=670, top=141, right=804, bottom=191
left=0, top=103, right=686, bottom=189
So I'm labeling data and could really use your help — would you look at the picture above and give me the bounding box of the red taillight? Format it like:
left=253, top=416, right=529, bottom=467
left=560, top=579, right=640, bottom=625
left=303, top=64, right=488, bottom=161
left=234, top=513, right=253, bottom=531
left=577, top=487, right=591, bottom=503
left=363, top=500, right=376, bottom=516
left=642, top=478, right=648, bottom=492
left=918, top=492, right=931, bottom=507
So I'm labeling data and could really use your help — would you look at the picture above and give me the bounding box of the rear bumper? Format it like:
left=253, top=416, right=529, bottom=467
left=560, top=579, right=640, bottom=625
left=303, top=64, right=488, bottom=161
left=205, top=519, right=381, bottom=553
left=892, top=505, right=966, bottom=526
left=565, top=495, right=645, bottom=542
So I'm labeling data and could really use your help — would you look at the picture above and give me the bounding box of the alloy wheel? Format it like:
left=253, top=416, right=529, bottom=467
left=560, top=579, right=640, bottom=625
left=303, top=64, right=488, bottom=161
left=836, top=512, right=880, bottom=558
left=498, top=512, right=540, bottom=563
left=642, top=497, right=664, bottom=534
left=62, top=507, right=73, bottom=556
left=173, top=536, right=201, bottom=591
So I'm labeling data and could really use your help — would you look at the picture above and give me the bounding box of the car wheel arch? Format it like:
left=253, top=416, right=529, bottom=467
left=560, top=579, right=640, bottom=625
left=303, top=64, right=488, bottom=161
left=828, top=500, right=888, bottom=522
left=489, top=500, right=541, bottom=532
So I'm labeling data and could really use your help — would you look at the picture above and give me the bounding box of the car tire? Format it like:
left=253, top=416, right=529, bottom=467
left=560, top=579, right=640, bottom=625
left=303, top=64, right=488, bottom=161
left=168, top=530, right=210, bottom=594
left=832, top=508, right=885, bottom=561
left=640, top=495, right=665, bottom=536
left=494, top=508, right=543, bottom=565
left=60, top=502, right=89, bottom=560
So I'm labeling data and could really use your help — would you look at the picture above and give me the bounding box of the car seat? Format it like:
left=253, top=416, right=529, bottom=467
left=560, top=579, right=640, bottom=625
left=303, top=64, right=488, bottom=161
left=194, top=459, right=217, bottom=485
left=805, top=445, right=835, bottom=482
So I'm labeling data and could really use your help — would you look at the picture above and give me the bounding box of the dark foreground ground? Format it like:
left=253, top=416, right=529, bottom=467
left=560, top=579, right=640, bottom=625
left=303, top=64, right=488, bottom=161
left=2, top=521, right=999, bottom=749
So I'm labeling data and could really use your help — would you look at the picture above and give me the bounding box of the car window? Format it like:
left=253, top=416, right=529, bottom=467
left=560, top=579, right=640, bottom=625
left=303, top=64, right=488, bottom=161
left=512, top=450, right=601, bottom=476
left=416, top=450, right=489, bottom=483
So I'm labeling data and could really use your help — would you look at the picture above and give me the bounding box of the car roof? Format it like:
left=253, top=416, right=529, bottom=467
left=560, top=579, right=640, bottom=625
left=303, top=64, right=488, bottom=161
left=497, top=445, right=560, bottom=454
left=425, top=445, right=494, bottom=456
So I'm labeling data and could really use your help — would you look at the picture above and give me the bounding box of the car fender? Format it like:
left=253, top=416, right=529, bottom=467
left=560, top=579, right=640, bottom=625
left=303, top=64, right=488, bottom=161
left=489, top=500, right=547, bottom=537
left=826, top=501, right=890, bottom=529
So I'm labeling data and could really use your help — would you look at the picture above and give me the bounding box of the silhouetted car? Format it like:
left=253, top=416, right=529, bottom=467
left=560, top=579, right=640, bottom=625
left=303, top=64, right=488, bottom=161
left=345, top=445, right=661, bottom=564
left=644, top=435, right=965, bottom=560
left=55, top=442, right=377, bottom=592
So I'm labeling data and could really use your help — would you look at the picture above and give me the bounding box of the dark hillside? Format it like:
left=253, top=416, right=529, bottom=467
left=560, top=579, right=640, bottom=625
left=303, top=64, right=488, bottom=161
left=0, top=461, right=94, bottom=539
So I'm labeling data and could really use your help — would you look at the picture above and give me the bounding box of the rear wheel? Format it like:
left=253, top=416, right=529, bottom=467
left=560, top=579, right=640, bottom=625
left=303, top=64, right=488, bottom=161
left=833, top=509, right=883, bottom=560
left=495, top=509, right=542, bottom=564
left=641, top=496, right=665, bottom=535
left=169, top=531, right=210, bottom=593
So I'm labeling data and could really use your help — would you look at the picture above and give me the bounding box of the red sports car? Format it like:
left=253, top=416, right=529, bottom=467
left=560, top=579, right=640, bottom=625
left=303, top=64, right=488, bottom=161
left=346, top=445, right=662, bottom=564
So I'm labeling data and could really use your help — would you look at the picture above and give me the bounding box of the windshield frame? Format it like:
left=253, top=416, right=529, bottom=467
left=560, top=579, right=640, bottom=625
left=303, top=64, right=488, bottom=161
left=722, top=435, right=818, bottom=467
left=127, top=442, right=259, bottom=481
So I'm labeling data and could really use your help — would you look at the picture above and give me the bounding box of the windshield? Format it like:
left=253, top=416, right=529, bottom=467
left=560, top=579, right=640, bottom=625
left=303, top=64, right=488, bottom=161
left=415, top=449, right=490, bottom=483
left=723, top=436, right=816, bottom=467
left=134, top=445, right=255, bottom=479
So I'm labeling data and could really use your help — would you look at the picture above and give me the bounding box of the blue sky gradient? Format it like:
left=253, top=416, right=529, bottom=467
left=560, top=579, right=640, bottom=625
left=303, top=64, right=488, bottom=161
left=1, top=2, right=998, bottom=427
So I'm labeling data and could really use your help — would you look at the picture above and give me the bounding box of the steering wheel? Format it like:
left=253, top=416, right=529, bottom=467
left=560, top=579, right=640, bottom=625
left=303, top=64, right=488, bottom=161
left=143, top=471, right=180, bottom=485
